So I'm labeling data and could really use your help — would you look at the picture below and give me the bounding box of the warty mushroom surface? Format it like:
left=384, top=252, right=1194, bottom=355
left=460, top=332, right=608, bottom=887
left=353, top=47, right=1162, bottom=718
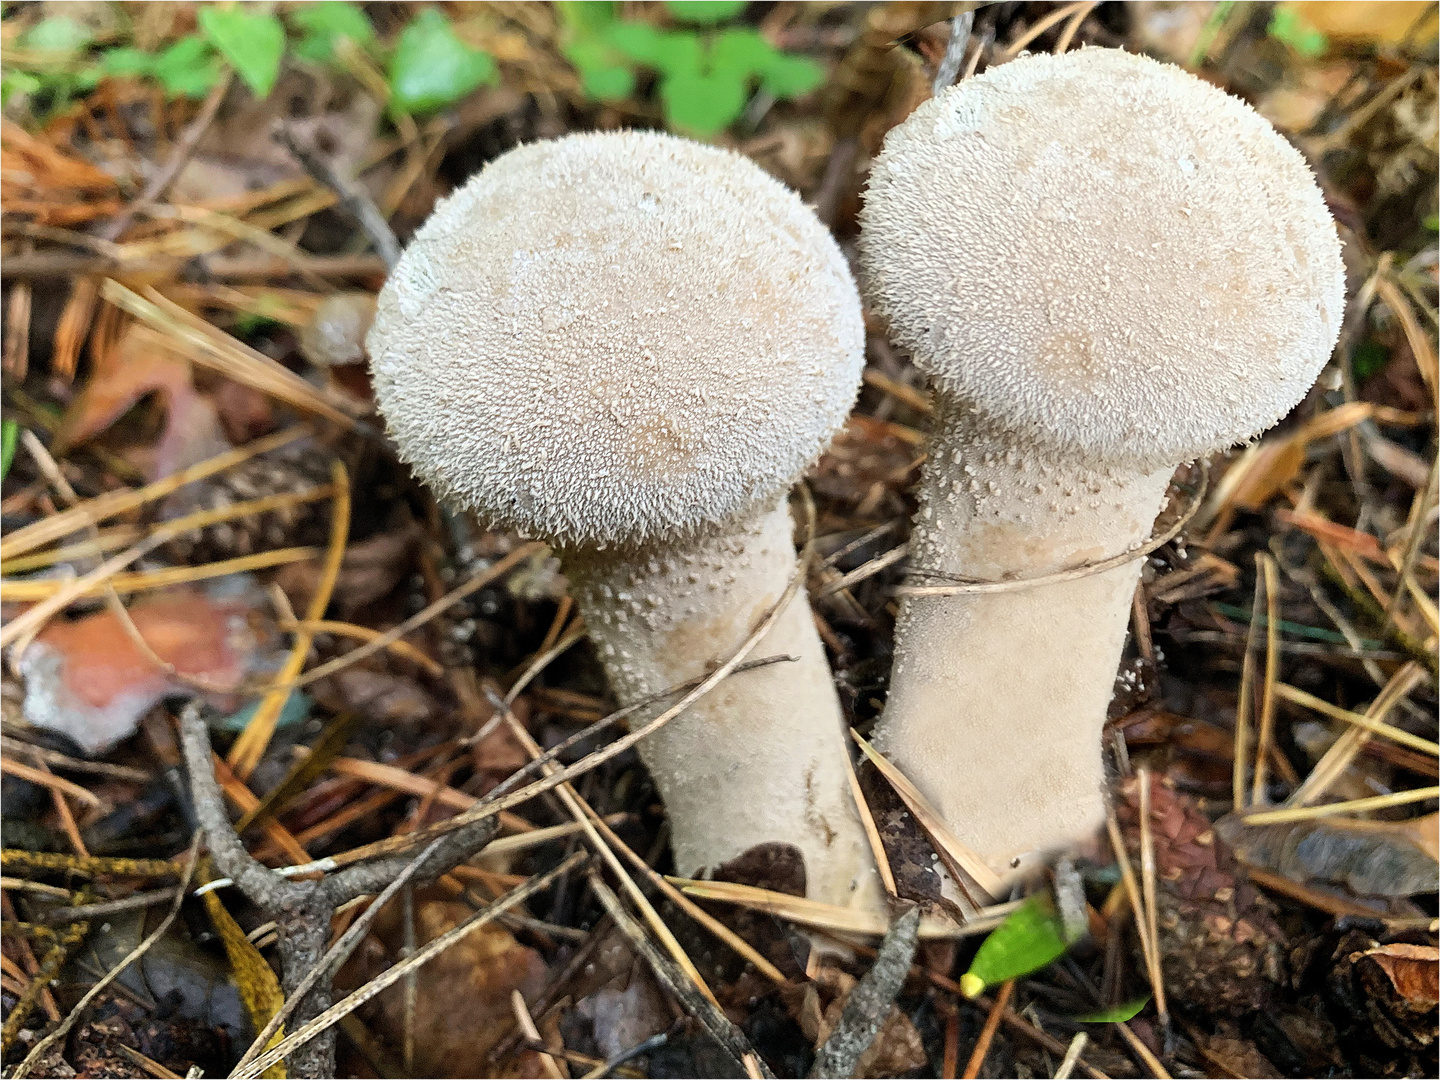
left=859, top=47, right=1346, bottom=881
left=368, top=130, right=883, bottom=910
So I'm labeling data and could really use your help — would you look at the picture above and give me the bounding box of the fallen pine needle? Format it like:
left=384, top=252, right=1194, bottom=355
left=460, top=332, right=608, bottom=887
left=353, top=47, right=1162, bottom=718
left=961, top=978, right=1012, bottom=1079
left=0, top=426, right=308, bottom=561
left=1274, top=683, right=1438, bottom=755
left=229, top=462, right=349, bottom=776
left=851, top=730, right=1005, bottom=901
left=1242, top=786, right=1440, bottom=825
left=669, top=877, right=1017, bottom=939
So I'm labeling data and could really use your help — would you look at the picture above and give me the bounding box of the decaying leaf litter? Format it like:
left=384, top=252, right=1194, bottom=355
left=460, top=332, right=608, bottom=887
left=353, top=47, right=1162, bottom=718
left=0, top=2, right=1436, bottom=1078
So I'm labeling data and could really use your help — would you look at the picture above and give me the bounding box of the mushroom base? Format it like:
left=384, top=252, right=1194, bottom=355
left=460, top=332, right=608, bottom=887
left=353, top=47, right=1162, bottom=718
left=566, top=499, right=881, bottom=911
left=876, top=408, right=1175, bottom=880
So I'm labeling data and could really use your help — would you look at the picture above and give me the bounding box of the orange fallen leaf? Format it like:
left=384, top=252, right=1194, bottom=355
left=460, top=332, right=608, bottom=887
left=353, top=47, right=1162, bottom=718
left=18, top=586, right=267, bottom=752
left=1363, top=943, right=1440, bottom=1008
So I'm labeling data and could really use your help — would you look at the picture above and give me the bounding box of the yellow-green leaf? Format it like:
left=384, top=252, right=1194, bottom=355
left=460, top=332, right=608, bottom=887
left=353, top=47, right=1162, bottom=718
left=202, top=889, right=287, bottom=1079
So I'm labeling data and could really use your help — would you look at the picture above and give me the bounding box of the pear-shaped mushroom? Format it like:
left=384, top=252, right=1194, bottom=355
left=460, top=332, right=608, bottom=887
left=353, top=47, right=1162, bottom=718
left=369, top=131, right=881, bottom=909
left=859, top=48, right=1345, bottom=880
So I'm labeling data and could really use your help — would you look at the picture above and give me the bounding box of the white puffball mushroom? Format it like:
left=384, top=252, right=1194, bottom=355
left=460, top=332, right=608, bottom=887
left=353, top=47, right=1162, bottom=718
left=859, top=48, right=1345, bottom=880
left=369, top=130, right=881, bottom=909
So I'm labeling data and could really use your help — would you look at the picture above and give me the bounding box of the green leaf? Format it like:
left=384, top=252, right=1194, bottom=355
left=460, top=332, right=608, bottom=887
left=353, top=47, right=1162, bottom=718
left=708, top=28, right=774, bottom=78
left=0, top=421, right=19, bottom=484
left=1268, top=6, right=1328, bottom=57
left=1423, top=212, right=1439, bottom=232
left=289, top=1, right=374, bottom=62
left=581, top=63, right=635, bottom=100
left=605, top=20, right=670, bottom=66
left=21, top=17, right=94, bottom=54
left=757, top=52, right=824, bottom=98
left=1, top=70, right=42, bottom=104
left=650, top=31, right=704, bottom=76
left=660, top=70, right=746, bottom=136
left=556, top=0, right=618, bottom=35
left=99, top=47, right=154, bottom=77
left=1075, top=997, right=1150, bottom=1024
left=388, top=9, right=497, bottom=114
left=152, top=36, right=223, bottom=98
left=960, top=892, right=1078, bottom=998
left=664, top=1, right=748, bottom=25
left=198, top=7, right=285, bottom=97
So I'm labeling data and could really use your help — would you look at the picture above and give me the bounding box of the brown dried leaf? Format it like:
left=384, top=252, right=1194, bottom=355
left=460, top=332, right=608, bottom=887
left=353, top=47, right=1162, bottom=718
left=340, top=891, right=546, bottom=1079
left=1363, top=944, right=1440, bottom=1009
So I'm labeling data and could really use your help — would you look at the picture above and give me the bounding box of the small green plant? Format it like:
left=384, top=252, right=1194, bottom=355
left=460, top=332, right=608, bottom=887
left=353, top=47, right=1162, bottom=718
left=558, top=1, right=825, bottom=137
left=2, top=3, right=494, bottom=119
left=0, top=420, right=19, bottom=484
left=1268, top=4, right=1329, bottom=58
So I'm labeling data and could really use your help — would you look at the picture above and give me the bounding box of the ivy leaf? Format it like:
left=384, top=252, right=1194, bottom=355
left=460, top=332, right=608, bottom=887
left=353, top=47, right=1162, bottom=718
left=661, top=70, right=746, bottom=136
left=758, top=52, right=824, bottom=98
left=99, top=47, right=155, bottom=78
left=198, top=7, right=285, bottom=97
left=664, top=1, right=748, bottom=25
left=152, top=36, right=223, bottom=99
left=289, top=1, right=375, bottom=62
left=21, top=17, right=94, bottom=54
left=388, top=9, right=497, bottom=114
left=959, top=892, right=1079, bottom=998
left=0, top=70, right=42, bottom=104
left=556, top=0, right=618, bottom=35
left=1075, top=997, right=1150, bottom=1024
left=605, top=20, right=669, bottom=66
left=1, top=420, right=19, bottom=484
left=708, top=27, right=775, bottom=78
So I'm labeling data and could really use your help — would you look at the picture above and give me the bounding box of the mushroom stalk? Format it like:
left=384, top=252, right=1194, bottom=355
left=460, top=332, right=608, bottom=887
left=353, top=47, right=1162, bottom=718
left=857, top=47, right=1345, bottom=887
left=568, top=498, right=878, bottom=906
left=874, top=404, right=1172, bottom=877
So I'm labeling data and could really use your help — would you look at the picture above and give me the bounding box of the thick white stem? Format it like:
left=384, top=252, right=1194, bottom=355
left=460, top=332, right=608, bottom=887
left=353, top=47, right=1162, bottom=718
left=567, top=499, right=881, bottom=910
left=875, top=402, right=1173, bottom=879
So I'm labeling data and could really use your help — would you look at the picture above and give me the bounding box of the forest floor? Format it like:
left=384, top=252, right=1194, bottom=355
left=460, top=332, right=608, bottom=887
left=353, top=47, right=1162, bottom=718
left=0, top=2, right=1436, bottom=1078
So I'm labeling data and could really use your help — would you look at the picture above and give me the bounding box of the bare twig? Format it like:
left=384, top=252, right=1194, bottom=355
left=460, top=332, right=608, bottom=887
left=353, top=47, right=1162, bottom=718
left=586, top=871, right=774, bottom=1079
left=232, top=854, right=588, bottom=1079
left=810, top=905, right=921, bottom=1078
left=273, top=122, right=402, bottom=270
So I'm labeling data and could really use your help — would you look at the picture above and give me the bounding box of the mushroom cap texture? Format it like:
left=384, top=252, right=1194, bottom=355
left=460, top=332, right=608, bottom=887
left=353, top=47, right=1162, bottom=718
left=859, top=47, right=1346, bottom=468
left=368, top=130, right=864, bottom=547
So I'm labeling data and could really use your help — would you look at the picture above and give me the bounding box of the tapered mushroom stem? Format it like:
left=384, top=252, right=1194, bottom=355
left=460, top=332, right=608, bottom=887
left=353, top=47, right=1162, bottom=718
left=858, top=47, right=1346, bottom=883
left=569, top=499, right=878, bottom=905
left=367, top=130, right=882, bottom=909
left=874, top=405, right=1173, bottom=876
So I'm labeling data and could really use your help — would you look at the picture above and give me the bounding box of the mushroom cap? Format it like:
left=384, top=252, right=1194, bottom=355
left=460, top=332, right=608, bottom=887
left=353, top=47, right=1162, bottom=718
left=859, top=47, right=1346, bottom=468
left=368, top=130, right=864, bottom=548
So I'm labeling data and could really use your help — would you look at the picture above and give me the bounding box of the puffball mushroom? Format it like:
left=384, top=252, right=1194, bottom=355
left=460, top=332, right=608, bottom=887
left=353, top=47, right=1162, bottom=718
left=368, top=131, right=881, bottom=909
left=859, top=48, right=1345, bottom=880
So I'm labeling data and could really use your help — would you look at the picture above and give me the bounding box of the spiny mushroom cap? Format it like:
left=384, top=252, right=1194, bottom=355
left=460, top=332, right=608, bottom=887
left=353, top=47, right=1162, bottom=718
left=368, top=130, right=864, bottom=548
left=859, top=47, right=1346, bottom=469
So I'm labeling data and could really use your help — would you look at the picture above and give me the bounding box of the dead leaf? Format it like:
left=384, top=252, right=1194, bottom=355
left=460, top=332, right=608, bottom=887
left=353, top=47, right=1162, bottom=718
left=54, top=322, right=232, bottom=481
left=1363, top=944, right=1440, bottom=1008
left=339, top=890, right=546, bottom=1079
left=18, top=585, right=268, bottom=753
left=201, top=888, right=287, bottom=1079
left=275, top=518, right=421, bottom=616
left=1216, top=813, right=1440, bottom=898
